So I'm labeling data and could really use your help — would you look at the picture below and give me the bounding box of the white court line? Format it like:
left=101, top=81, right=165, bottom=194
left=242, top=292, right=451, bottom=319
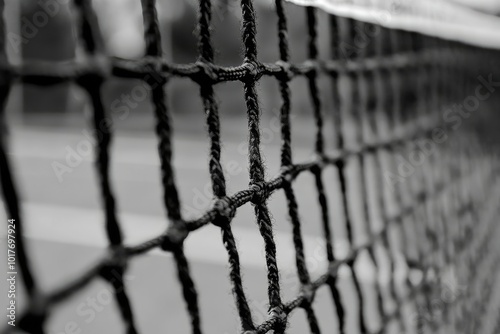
left=8, top=130, right=207, bottom=170
left=9, top=149, right=200, bottom=171
left=0, top=202, right=396, bottom=283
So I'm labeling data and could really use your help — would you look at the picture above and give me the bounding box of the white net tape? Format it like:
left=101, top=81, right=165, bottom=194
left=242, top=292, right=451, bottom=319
left=286, top=0, right=500, bottom=49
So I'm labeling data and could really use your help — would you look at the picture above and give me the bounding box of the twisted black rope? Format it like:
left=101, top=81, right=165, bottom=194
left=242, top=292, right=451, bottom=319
left=198, top=0, right=255, bottom=331
left=0, top=0, right=38, bottom=304
left=275, top=2, right=321, bottom=334
left=0, top=3, right=44, bottom=332
left=240, top=1, right=285, bottom=333
left=73, top=1, right=137, bottom=333
left=141, top=1, right=201, bottom=333
left=343, top=19, right=396, bottom=334
left=304, top=7, right=348, bottom=334
left=330, top=16, right=369, bottom=334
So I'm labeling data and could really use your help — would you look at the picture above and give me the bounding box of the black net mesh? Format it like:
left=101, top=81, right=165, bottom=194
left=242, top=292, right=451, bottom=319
left=1, top=0, right=500, bottom=333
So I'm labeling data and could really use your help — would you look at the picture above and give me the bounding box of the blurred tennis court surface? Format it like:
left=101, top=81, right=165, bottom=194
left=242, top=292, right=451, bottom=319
left=2, top=126, right=387, bottom=334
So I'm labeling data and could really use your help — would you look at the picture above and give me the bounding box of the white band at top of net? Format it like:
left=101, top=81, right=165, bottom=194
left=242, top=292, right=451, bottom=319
left=285, top=0, right=500, bottom=50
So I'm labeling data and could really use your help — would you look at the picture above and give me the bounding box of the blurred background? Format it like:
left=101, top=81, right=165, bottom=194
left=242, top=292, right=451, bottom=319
left=9, top=0, right=322, bottom=127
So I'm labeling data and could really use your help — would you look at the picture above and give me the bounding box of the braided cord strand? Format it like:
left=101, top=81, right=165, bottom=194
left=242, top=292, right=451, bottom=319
left=72, top=0, right=122, bottom=248
left=345, top=17, right=404, bottom=333
left=0, top=1, right=44, bottom=332
left=398, top=30, right=440, bottom=334
left=197, top=0, right=256, bottom=331
left=372, top=26, right=419, bottom=332
left=404, top=31, right=441, bottom=331
left=343, top=19, right=393, bottom=333
left=72, top=1, right=138, bottom=333
left=140, top=1, right=202, bottom=333
left=240, top=0, right=285, bottom=332
left=274, top=2, right=323, bottom=334
left=330, top=16, right=369, bottom=333
left=0, top=0, right=37, bottom=298
left=304, top=6, right=348, bottom=333
left=384, top=28, right=436, bottom=334
left=324, top=15, right=351, bottom=334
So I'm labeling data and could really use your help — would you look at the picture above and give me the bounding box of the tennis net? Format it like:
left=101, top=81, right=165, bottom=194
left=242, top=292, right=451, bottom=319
left=1, top=0, right=500, bottom=333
